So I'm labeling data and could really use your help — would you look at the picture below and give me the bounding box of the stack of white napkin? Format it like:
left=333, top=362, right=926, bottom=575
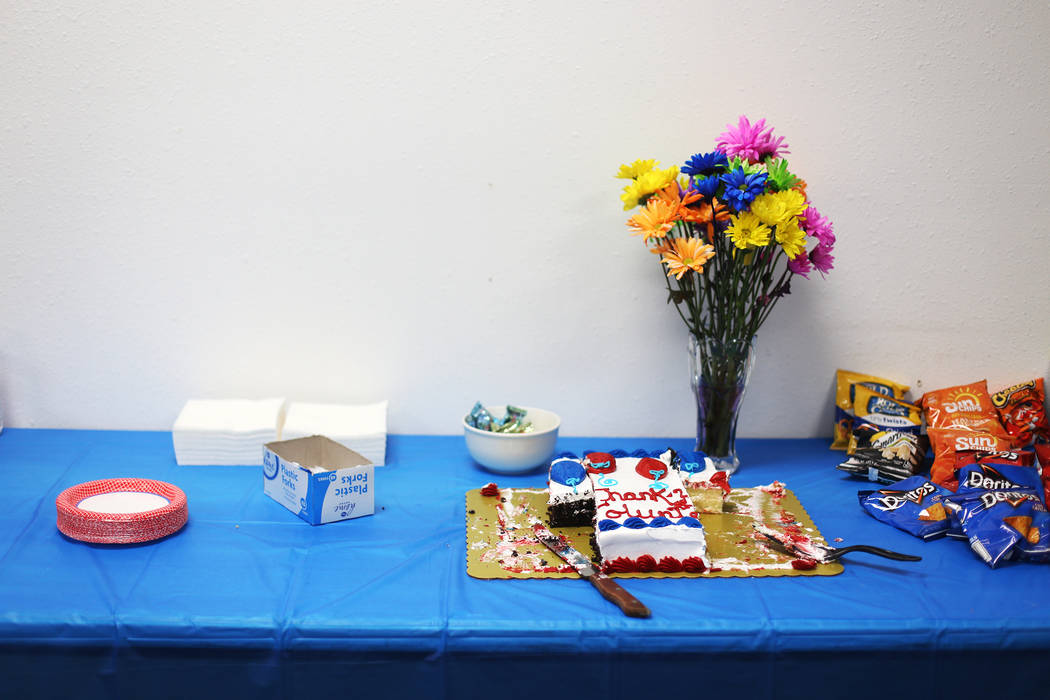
left=172, top=398, right=286, bottom=465
left=281, top=400, right=388, bottom=466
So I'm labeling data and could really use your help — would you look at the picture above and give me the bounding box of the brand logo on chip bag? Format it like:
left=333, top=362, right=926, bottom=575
left=964, top=465, right=1021, bottom=491
left=870, top=482, right=936, bottom=511
left=867, top=396, right=909, bottom=417
left=978, top=490, right=1042, bottom=510
left=859, top=382, right=895, bottom=397
left=955, top=435, right=999, bottom=451
left=944, top=397, right=982, bottom=413
left=991, top=380, right=1036, bottom=407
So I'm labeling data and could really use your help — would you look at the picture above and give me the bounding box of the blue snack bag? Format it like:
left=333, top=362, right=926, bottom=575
left=858, top=476, right=953, bottom=540
left=956, top=461, right=1044, bottom=497
left=947, top=489, right=1050, bottom=567
left=947, top=461, right=1045, bottom=539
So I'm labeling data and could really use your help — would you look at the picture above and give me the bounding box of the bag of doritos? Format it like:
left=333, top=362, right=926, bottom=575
left=991, top=379, right=1050, bottom=444
left=832, top=370, right=910, bottom=450
left=921, top=380, right=1005, bottom=434
left=858, top=476, right=952, bottom=540
left=928, top=428, right=1018, bottom=491
left=946, top=489, right=1050, bottom=567
left=956, top=460, right=1044, bottom=497
left=1036, top=443, right=1050, bottom=508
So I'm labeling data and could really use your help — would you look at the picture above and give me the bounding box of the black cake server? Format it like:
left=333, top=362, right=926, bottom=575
left=530, top=518, right=651, bottom=618
left=753, top=524, right=921, bottom=563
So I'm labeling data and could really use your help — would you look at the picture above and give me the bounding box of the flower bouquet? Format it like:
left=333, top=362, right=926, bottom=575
left=617, top=116, right=835, bottom=473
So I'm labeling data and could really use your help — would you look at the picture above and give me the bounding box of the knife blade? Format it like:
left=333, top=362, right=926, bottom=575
left=530, top=518, right=651, bottom=618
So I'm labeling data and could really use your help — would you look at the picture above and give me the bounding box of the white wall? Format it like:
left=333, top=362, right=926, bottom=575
left=2, top=1, right=1048, bottom=438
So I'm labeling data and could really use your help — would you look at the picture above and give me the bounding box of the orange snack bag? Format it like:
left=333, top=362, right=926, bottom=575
left=928, top=428, right=1017, bottom=490
left=990, top=378, right=1050, bottom=443
left=921, top=380, right=1005, bottom=435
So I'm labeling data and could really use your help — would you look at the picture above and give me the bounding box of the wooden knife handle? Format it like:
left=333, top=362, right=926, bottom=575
left=588, top=574, right=651, bottom=618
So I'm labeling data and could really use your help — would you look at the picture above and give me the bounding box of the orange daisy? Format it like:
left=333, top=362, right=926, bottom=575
left=626, top=197, right=679, bottom=242
left=660, top=237, right=715, bottom=279
left=656, top=182, right=702, bottom=209
left=649, top=239, right=674, bottom=256
left=679, top=198, right=732, bottom=240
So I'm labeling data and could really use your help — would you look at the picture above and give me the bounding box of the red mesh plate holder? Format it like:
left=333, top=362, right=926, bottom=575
left=56, top=478, right=188, bottom=544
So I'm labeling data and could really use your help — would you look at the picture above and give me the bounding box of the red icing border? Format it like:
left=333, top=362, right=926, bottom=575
left=601, top=554, right=707, bottom=574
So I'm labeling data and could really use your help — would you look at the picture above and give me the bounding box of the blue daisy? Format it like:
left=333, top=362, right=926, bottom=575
left=681, top=150, right=729, bottom=177
left=720, top=168, right=768, bottom=211
left=693, top=174, right=721, bottom=198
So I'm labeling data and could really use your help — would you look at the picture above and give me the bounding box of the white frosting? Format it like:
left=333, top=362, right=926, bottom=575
left=681, top=456, right=721, bottom=485
left=591, top=453, right=706, bottom=563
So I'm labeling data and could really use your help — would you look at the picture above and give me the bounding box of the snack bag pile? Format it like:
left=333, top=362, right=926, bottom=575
left=853, top=375, right=1050, bottom=568
left=923, top=379, right=1050, bottom=490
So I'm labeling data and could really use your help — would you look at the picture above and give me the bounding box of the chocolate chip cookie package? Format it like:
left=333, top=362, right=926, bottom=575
left=858, top=476, right=952, bottom=540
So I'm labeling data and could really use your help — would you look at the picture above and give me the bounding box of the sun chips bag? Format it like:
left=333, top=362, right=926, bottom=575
left=928, top=428, right=1018, bottom=491
left=921, top=380, right=1004, bottom=434
left=832, top=370, right=910, bottom=450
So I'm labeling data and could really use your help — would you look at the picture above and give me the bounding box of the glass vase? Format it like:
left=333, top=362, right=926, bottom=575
left=688, top=335, right=755, bottom=475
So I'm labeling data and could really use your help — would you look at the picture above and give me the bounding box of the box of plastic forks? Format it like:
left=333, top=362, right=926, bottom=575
left=263, top=435, right=373, bottom=524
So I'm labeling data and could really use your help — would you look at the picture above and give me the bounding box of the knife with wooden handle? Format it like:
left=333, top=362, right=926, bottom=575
left=530, top=519, right=651, bottom=618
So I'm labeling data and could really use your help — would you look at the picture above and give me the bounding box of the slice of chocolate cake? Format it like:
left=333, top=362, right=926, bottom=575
left=546, top=457, right=595, bottom=527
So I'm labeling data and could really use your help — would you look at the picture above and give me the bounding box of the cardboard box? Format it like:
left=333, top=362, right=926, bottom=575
left=263, top=435, right=374, bottom=525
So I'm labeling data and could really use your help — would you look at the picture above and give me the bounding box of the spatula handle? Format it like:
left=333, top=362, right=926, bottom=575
left=588, top=574, right=651, bottom=618
left=829, top=544, right=921, bottom=562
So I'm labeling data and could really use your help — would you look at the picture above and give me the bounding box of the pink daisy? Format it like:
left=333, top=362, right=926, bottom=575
left=800, top=205, right=835, bottom=248
left=788, top=251, right=812, bottom=279
left=810, top=243, right=835, bottom=277
left=716, top=116, right=789, bottom=163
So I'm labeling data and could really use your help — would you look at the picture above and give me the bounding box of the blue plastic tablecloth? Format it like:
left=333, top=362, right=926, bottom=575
left=1, top=429, right=1047, bottom=699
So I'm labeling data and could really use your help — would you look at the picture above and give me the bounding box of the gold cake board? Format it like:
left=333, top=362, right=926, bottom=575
left=466, top=484, right=843, bottom=579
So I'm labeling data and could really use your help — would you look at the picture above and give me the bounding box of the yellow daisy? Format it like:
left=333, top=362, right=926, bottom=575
left=725, top=212, right=772, bottom=250
left=615, top=159, right=658, bottom=179
left=620, top=181, right=647, bottom=210
left=620, top=165, right=680, bottom=210
left=627, top=198, right=678, bottom=242
left=660, top=237, right=715, bottom=279
left=775, top=218, right=808, bottom=258
left=749, top=189, right=807, bottom=228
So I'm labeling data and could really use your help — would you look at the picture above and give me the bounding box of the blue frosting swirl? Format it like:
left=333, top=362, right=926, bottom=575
left=598, top=519, right=621, bottom=531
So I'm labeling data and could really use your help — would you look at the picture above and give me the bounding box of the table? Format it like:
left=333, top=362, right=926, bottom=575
left=1, top=429, right=1047, bottom=700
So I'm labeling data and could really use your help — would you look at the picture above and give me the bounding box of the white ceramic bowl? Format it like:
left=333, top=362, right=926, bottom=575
left=463, top=405, right=561, bottom=474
